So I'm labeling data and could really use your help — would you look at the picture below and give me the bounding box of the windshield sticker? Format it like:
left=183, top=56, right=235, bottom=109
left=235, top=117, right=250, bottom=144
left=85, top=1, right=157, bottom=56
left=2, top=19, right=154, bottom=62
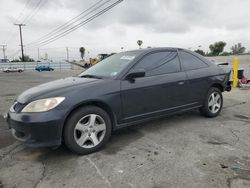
left=120, top=56, right=135, bottom=61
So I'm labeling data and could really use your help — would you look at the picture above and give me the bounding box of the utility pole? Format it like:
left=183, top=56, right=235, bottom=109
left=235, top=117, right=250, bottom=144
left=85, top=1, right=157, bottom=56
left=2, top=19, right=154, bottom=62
left=37, top=48, right=40, bottom=60
left=66, top=47, right=69, bottom=62
left=0, top=45, right=7, bottom=59
left=14, top=23, right=25, bottom=62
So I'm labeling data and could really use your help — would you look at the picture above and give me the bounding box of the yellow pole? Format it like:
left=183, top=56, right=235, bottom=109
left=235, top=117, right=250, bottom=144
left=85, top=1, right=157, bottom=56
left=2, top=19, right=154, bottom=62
left=233, top=56, right=239, bottom=88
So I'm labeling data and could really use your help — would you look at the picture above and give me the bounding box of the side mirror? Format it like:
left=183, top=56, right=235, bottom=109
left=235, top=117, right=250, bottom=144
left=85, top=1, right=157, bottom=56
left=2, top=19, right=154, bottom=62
left=126, top=69, right=145, bottom=80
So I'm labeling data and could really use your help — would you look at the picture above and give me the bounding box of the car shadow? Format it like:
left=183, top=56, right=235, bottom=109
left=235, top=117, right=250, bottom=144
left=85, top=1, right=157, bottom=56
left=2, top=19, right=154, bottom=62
left=11, top=110, right=201, bottom=161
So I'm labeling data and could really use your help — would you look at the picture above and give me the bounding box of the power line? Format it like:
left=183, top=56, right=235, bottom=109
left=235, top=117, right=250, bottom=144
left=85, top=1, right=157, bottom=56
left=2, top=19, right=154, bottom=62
left=7, top=0, right=47, bottom=43
left=13, top=0, right=32, bottom=24
left=20, top=0, right=42, bottom=23
left=29, top=0, right=123, bottom=47
left=26, top=0, right=108, bottom=46
left=5, top=0, right=32, bottom=44
left=39, top=0, right=123, bottom=46
left=22, top=0, right=48, bottom=24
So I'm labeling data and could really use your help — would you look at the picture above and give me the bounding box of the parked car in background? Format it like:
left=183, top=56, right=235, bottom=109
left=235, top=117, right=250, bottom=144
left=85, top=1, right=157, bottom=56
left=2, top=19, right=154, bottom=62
left=0, top=59, right=10, bottom=63
left=6, top=48, right=232, bottom=155
left=35, top=65, right=54, bottom=72
left=3, top=67, right=24, bottom=73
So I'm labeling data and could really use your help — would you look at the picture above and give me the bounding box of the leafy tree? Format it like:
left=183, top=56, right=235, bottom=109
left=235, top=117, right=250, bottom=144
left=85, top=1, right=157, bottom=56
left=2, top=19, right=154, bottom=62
left=220, top=51, right=232, bottom=56
left=79, top=47, right=85, bottom=60
left=11, top=59, right=20, bottom=62
left=209, top=41, right=226, bottom=56
left=194, top=49, right=205, bottom=56
left=20, top=55, right=34, bottom=62
left=231, top=43, right=246, bottom=54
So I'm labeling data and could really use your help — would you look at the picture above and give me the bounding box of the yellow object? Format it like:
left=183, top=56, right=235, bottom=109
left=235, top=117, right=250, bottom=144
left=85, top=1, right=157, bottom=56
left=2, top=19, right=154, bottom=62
left=233, top=56, right=239, bottom=88
left=89, top=58, right=99, bottom=66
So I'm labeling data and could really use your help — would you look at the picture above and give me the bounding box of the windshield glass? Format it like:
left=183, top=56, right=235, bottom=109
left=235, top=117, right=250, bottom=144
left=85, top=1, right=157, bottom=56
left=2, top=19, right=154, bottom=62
left=78, top=51, right=141, bottom=78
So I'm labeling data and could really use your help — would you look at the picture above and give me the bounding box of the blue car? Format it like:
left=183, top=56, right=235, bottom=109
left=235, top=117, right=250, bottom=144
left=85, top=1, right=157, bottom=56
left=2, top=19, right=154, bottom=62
left=35, top=65, right=54, bottom=72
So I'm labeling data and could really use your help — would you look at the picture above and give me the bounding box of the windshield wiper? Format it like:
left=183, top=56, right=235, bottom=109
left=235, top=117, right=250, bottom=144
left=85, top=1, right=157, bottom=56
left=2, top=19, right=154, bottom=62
left=79, top=74, right=102, bottom=79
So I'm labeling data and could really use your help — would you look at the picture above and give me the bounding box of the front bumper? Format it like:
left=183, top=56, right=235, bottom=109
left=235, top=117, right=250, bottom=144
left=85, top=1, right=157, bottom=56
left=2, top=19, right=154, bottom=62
left=5, top=109, right=67, bottom=147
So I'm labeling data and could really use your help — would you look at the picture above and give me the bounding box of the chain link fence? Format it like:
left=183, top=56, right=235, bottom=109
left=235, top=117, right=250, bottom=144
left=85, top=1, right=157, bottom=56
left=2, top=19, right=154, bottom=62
left=0, top=61, right=79, bottom=71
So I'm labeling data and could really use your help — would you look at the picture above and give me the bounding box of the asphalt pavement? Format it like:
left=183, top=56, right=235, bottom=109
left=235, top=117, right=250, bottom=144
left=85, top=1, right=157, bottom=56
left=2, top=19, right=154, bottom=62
left=0, top=70, right=250, bottom=188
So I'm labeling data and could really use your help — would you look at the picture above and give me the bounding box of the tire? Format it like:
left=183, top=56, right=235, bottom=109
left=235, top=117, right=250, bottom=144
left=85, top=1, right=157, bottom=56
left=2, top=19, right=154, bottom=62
left=18, top=70, right=22, bottom=73
left=63, top=106, right=112, bottom=155
left=199, top=87, right=223, bottom=118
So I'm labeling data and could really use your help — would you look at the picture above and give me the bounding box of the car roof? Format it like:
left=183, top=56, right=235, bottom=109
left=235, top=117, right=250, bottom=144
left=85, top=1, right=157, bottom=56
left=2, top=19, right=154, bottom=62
left=124, top=47, right=213, bottom=65
left=125, top=47, right=180, bottom=53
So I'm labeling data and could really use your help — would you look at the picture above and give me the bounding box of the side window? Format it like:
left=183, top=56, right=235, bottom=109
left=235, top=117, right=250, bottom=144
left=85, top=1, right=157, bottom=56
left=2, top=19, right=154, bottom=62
left=133, top=51, right=180, bottom=76
left=179, top=51, right=208, bottom=71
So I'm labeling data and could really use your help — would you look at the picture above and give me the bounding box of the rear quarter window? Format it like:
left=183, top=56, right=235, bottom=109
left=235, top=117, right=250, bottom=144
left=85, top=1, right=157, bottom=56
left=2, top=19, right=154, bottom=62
left=179, top=51, right=208, bottom=71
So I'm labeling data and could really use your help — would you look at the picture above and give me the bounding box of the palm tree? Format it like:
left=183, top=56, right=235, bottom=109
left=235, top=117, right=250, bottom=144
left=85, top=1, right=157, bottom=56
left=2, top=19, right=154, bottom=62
left=137, top=40, right=143, bottom=49
left=79, top=47, right=85, bottom=60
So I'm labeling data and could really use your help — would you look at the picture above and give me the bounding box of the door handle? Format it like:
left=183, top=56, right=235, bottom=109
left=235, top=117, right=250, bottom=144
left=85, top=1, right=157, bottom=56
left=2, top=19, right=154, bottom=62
left=178, top=81, right=185, bottom=85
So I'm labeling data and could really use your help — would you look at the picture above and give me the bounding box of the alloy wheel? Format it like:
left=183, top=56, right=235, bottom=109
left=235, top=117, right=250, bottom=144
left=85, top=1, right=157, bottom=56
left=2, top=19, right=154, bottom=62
left=208, top=92, right=221, bottom=114
left=74, top=114, right=106, bottom=148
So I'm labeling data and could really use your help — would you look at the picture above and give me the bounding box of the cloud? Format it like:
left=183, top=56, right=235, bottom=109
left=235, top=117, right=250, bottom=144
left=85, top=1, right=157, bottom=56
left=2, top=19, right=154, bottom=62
left=0, top=0, right=250, bottom=59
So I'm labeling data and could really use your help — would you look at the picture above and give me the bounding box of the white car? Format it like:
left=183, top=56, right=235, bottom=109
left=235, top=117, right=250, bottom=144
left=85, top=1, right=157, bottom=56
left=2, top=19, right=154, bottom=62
left=3, top=67, right=24, bottom=73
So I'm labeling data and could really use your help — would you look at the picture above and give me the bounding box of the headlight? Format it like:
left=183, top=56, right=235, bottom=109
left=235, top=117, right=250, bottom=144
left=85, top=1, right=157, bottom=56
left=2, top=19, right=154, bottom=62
left=21, top=97, right=65, bottom=112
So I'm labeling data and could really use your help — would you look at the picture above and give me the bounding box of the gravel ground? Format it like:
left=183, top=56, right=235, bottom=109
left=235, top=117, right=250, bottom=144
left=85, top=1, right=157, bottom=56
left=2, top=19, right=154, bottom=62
left=0, top=70, right=250, bottom=188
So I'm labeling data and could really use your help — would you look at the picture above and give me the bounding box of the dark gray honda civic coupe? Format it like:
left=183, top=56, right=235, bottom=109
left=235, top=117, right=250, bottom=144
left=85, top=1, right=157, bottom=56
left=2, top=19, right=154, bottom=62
left=6, top=48, right=231, bottom=154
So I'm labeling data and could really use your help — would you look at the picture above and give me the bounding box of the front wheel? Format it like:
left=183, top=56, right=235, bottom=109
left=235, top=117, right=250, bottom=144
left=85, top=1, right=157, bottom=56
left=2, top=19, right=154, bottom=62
left=63, top=106, right=112, bottom=155
left=199, top=87, right=223, bottom=117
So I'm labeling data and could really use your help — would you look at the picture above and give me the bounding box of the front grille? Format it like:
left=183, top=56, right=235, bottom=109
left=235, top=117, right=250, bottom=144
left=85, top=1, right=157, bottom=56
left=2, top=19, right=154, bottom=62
left=13, top=102, right=25, bottom=112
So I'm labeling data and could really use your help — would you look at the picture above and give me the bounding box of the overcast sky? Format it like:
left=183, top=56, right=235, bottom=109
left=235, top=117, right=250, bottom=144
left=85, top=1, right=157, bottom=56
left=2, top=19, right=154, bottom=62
left=0, top=0, right=250, bottom=60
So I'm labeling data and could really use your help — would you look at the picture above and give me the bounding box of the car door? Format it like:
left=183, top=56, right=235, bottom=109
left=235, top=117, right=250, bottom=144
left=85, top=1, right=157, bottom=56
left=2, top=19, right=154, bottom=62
left=178, top=50, right=211, bottom=104
left=120, top=50, right=188, bottom=123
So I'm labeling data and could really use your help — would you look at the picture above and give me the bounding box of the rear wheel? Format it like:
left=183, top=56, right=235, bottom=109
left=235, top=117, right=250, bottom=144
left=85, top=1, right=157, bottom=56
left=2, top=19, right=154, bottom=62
left=199, top=87, right=223, bottom=117
left=63, top=106, right=112, bottom=155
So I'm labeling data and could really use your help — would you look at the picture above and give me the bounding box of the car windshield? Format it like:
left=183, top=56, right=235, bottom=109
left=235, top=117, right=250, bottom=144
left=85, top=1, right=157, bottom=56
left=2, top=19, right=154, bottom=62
left=78, top=51, right=141, bottom=78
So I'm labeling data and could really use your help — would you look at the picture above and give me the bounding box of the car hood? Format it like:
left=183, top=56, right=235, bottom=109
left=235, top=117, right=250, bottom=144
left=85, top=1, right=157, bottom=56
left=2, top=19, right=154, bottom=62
left=17, top=76, right=99, bottom=103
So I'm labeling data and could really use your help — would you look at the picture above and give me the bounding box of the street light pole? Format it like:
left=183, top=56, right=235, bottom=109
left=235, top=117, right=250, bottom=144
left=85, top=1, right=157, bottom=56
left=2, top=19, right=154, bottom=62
left=37, top=48, right=40, bottom=60
left=14, top=23, right=25, bottom=62
left=0, top=45, right=7, bottom=59
left=66, top=47, right=69, bottom=62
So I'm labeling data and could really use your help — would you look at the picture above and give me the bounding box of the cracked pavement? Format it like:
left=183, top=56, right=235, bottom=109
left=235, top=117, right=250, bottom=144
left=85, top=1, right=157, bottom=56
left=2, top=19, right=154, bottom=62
left=0, top=71, right=250, bottom=188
